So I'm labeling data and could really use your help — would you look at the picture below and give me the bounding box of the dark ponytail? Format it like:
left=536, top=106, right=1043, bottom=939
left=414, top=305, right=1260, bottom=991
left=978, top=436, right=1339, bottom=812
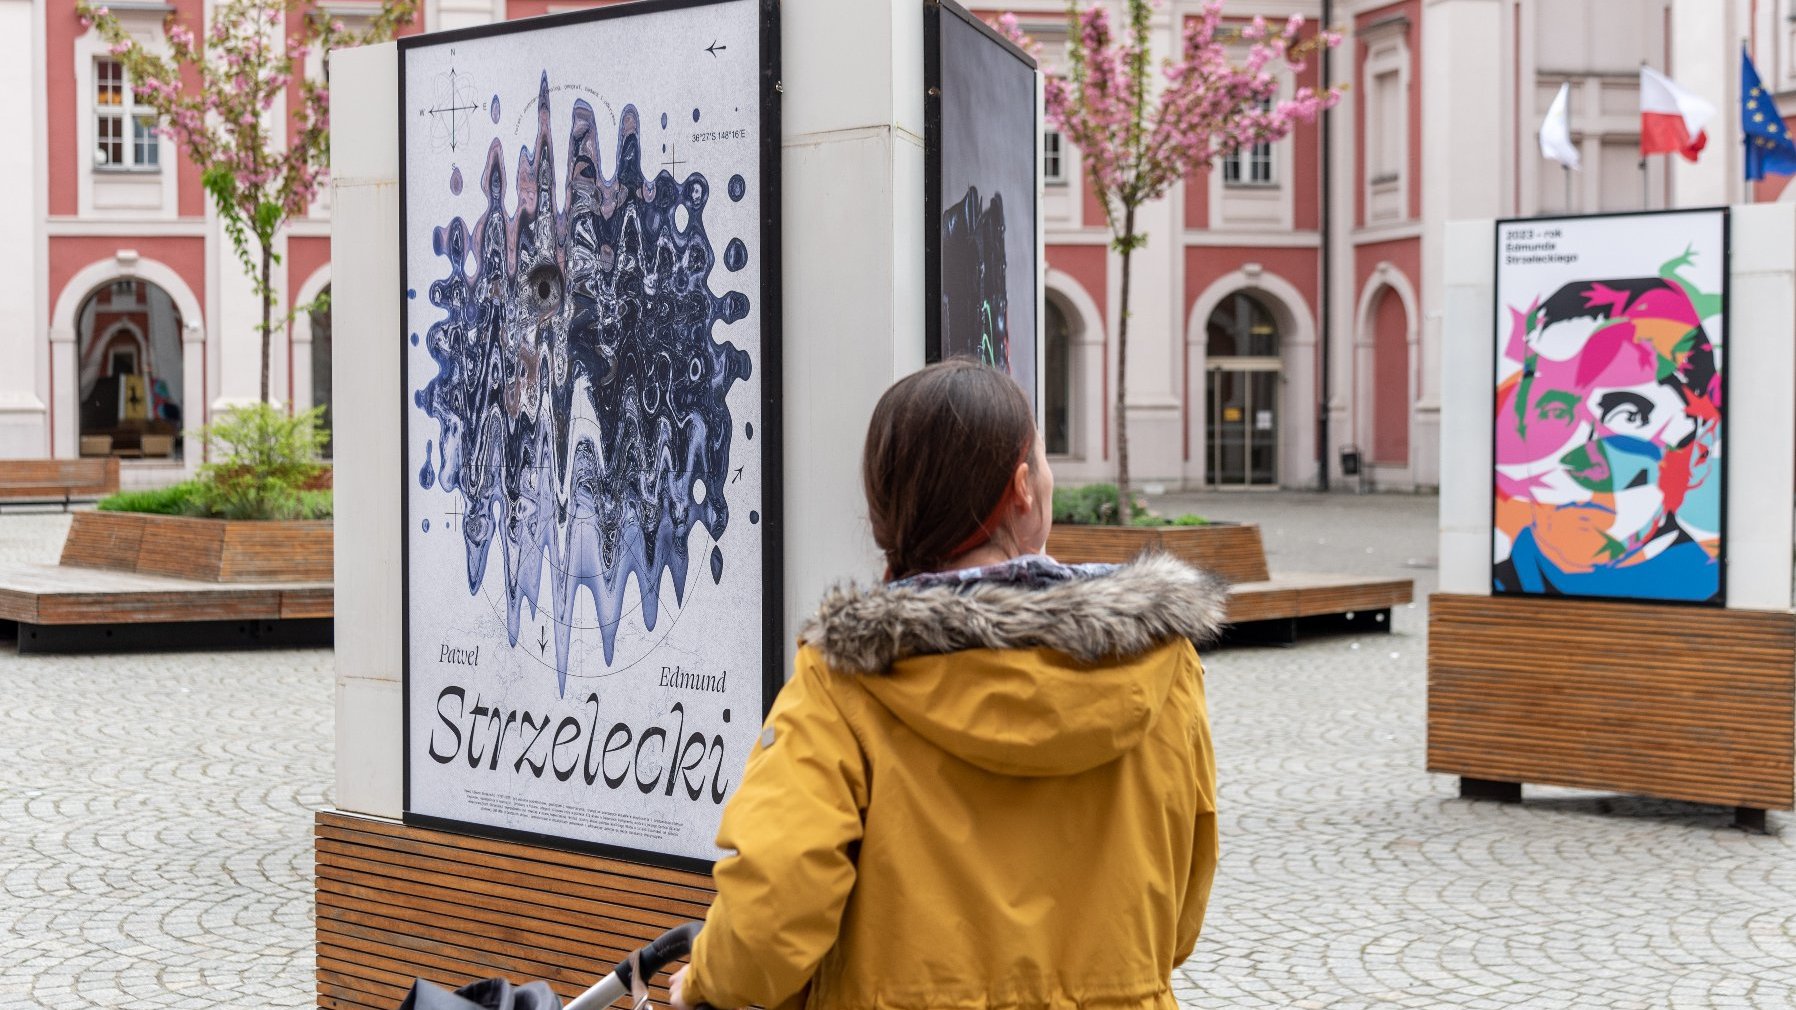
left=863, top=360, right=1035, bottom=580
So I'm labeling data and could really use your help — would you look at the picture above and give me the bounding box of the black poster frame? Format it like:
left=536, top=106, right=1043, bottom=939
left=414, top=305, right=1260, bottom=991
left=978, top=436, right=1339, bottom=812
left=1488, top=206, right=1728, bottom=609
left=397, top=0, right=784, bottom=875
left=923, top=0, right=1040, bottom=411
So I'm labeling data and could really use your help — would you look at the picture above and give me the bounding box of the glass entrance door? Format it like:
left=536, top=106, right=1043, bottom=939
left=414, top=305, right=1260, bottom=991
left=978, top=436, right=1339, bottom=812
left=1206, top=363, right=1279, bottom=487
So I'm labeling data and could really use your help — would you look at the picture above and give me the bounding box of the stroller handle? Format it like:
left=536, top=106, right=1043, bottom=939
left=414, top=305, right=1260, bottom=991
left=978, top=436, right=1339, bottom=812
left=565, top=922, right=703, bottom=1010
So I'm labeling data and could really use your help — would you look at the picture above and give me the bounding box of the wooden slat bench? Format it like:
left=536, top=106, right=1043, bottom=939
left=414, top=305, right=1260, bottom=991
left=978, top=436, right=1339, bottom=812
left=0, top=458, right=120, bottom=510
left=1049, top=522, right=1414, bottom=644
left=0, top=561, right=331, bottom=651
left=1429, top=593, right=1796, bottom=817
left=315, top=812, right=712, bottom=1010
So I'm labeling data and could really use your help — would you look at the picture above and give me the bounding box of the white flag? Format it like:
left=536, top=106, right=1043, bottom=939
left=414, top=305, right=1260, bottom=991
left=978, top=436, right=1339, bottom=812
left=1540, top=82, right=1580, bottom=170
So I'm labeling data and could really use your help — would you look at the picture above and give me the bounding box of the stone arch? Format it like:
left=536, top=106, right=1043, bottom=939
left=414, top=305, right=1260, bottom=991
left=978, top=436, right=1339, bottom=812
left=291, top=264, right=332, bottom=418
left=1353, top=264, right=1420, bottom=472
left=49, top=255, right=205, bottom=459
left=1184, top=267, right=1317, bottom=487
left=1045, top=267, right=1106, bottom=464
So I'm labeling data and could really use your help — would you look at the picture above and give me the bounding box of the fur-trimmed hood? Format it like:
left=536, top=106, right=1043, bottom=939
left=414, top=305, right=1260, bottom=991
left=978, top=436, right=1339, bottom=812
left=800, top=552, right=1227, bottom=675
left=795, top=553, right=1226, bottom=777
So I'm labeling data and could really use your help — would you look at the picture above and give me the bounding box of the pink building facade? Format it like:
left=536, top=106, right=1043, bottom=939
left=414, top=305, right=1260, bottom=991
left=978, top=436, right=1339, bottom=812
left=2, top=0, right=1781, bottom=490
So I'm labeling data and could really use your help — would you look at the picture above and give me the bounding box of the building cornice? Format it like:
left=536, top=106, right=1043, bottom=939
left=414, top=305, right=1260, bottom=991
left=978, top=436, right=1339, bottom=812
left=47, top=217, right=207, bottom=237
left=1350, top=221, right=1423, bottom=244
left=1184, top=229, right=1322, bottom=248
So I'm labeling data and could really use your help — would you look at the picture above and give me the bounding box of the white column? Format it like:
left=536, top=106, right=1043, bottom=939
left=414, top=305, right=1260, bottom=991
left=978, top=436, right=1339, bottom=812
left=1668, top=0, right=1742, bottom=208
left=1725, top=203, right=1796, bottom=609
left=1437, top=219, right=1493, bottom=594
left=1120, top=5, right=1180, bottom=488
left=212, top=218, right=279, bottom=409
left=779, top=0, right=924, bottom=634
left=1419, top=0, right=1506, bottom=490
left=180, top=321, right=205, bottom=472
left=331, top=41, right=405, bottom=818
left=0, top=0, right=46, bottom=456
left=48, top=329, right=77, bottom=460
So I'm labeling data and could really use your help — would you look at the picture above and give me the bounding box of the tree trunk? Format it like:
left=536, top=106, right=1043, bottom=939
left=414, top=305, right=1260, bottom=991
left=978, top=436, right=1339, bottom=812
left=259, top=240, right=272, bottom=404
left=1113, top=207, right=1135, bottom=523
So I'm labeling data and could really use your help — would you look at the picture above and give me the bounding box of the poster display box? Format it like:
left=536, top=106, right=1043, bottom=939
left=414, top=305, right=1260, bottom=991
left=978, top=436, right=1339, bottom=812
left=1432, top=206, right=1791, bottom=825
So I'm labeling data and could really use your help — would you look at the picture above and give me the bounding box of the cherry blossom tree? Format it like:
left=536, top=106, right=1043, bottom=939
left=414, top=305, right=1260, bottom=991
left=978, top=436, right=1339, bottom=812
left=1005, top=1, right=1342, bottom=514
left=77, top=1, right=414, bottom=404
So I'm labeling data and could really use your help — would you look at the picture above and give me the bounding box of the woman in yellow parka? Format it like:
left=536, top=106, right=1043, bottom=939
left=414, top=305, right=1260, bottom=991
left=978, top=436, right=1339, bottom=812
left=672, top=361, right=1222, bottom=1010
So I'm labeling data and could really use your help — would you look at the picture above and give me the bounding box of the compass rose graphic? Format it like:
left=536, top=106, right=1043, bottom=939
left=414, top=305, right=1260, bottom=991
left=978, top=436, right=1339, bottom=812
left=422, top=61, right=479, bottom=153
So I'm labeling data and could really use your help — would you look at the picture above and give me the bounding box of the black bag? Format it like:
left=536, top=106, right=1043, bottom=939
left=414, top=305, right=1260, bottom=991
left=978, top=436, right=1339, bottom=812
left=397, top=977, right=563, bottom=1010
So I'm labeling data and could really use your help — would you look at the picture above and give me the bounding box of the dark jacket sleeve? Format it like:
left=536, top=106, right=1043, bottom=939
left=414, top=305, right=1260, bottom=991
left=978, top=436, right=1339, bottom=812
left=684, top=653, right=869, bottom=1009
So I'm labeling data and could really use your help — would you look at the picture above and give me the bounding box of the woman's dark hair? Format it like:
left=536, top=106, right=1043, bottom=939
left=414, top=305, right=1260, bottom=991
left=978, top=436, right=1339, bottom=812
left=864, top=360, right=1036, bottom=580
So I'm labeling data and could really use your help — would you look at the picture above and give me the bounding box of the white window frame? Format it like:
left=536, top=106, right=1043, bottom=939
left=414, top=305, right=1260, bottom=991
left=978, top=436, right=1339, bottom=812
left=1043, top=129, right=1067, bottom=185
left=1206, top=72, right=1293, bottom=231
left=1775, top=0, right=1796, bottom=93
left=1361, top=17, right=1412, bottom=224
left=1221, top=139, right=1275, bottom=187
left=75, top=9, right=180, bottom=218
left=93, top=57, right=160, bottom=173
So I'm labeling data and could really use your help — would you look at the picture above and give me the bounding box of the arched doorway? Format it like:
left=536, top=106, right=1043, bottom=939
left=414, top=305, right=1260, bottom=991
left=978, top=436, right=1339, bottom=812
left=1368, top=284, right=1410, bottom=467
left=75, top=279, right=185, bottom=458
left=310, top=284, right=333, bottom=457
left=1205, top=292, right=1281, bottom=487
left=1043, top=297, right=1072, bottom=456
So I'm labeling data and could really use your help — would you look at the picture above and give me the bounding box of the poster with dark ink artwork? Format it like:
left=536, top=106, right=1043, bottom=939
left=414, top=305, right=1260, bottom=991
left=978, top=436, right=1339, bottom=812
left=1492, top=209, right=1725, bottom=606
left=399, top=0, right=780, bottom=869
left=927, top=0, right=1039, bottom=409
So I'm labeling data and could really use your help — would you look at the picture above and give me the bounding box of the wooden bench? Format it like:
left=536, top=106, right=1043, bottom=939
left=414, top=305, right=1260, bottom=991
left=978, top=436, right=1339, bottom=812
left=0, top=458, right=120, bottom=510
left=0, top=561, right=331, bottom=651
left=1048, top=521, right=1414, bottom=644
left=1429, top=593, right=1795, bottom=821
left=314, top=811, right=710, bottom=1010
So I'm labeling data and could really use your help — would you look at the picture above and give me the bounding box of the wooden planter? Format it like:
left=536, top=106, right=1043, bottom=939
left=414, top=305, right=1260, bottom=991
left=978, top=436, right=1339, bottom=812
left=1047, top=521, right=1270, bottom=584
left=61, top=510, right=333, bottom=583
left=1429, top=593, right=1796, bottom=813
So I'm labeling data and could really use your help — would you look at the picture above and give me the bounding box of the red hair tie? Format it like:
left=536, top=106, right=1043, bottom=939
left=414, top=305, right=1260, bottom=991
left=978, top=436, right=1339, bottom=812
left=945, top=442, right=1032, bottom=560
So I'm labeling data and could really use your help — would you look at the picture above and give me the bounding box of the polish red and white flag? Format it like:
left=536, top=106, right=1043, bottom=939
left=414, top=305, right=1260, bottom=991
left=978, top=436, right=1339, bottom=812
left=1640, top=66, right=1714, bottom=161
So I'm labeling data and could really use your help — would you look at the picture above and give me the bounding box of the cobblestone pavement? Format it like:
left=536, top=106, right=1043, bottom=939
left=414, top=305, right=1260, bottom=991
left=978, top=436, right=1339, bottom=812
left=1152, top=491, right=1796, bottom=1010
left=2, top=497, right=1794, bottom=1009
left=0, top=512, right=334, bottom=1009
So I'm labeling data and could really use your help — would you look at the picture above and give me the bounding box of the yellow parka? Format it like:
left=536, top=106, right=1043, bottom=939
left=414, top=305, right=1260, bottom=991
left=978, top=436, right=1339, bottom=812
left=684, top=553, right=1224, bottom=1010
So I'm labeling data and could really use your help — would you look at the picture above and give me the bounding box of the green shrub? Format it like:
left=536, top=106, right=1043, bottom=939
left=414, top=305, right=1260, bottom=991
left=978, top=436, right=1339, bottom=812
left=187, top=403, right=330, bottom=520
left=1051, top=484, right=1209, bottom=528
left=97, top=481, right=204, bottom=516
left=94, top=406, right=334, bottom=521
left=1053, top=483, right=1151, bottom=526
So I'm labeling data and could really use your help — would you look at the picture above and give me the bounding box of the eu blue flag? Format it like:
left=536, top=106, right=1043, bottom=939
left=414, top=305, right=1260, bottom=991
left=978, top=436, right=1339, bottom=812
left=1744, top=49, right=1796, bottom=180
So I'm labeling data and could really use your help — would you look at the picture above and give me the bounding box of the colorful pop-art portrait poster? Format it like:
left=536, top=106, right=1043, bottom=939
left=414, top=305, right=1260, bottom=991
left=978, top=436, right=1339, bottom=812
left=926, top=0, right=1040, bottom=408
left=1493, top=209, right=1725, bottom=606
left=399, top=0, right=780, bottom=869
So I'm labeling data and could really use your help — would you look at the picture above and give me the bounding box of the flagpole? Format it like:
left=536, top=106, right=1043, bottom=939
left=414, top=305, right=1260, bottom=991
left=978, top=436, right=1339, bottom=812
left=1639, top=60, right=1650, bottom=209
left=1564, top=80, right=1574, bottom=211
